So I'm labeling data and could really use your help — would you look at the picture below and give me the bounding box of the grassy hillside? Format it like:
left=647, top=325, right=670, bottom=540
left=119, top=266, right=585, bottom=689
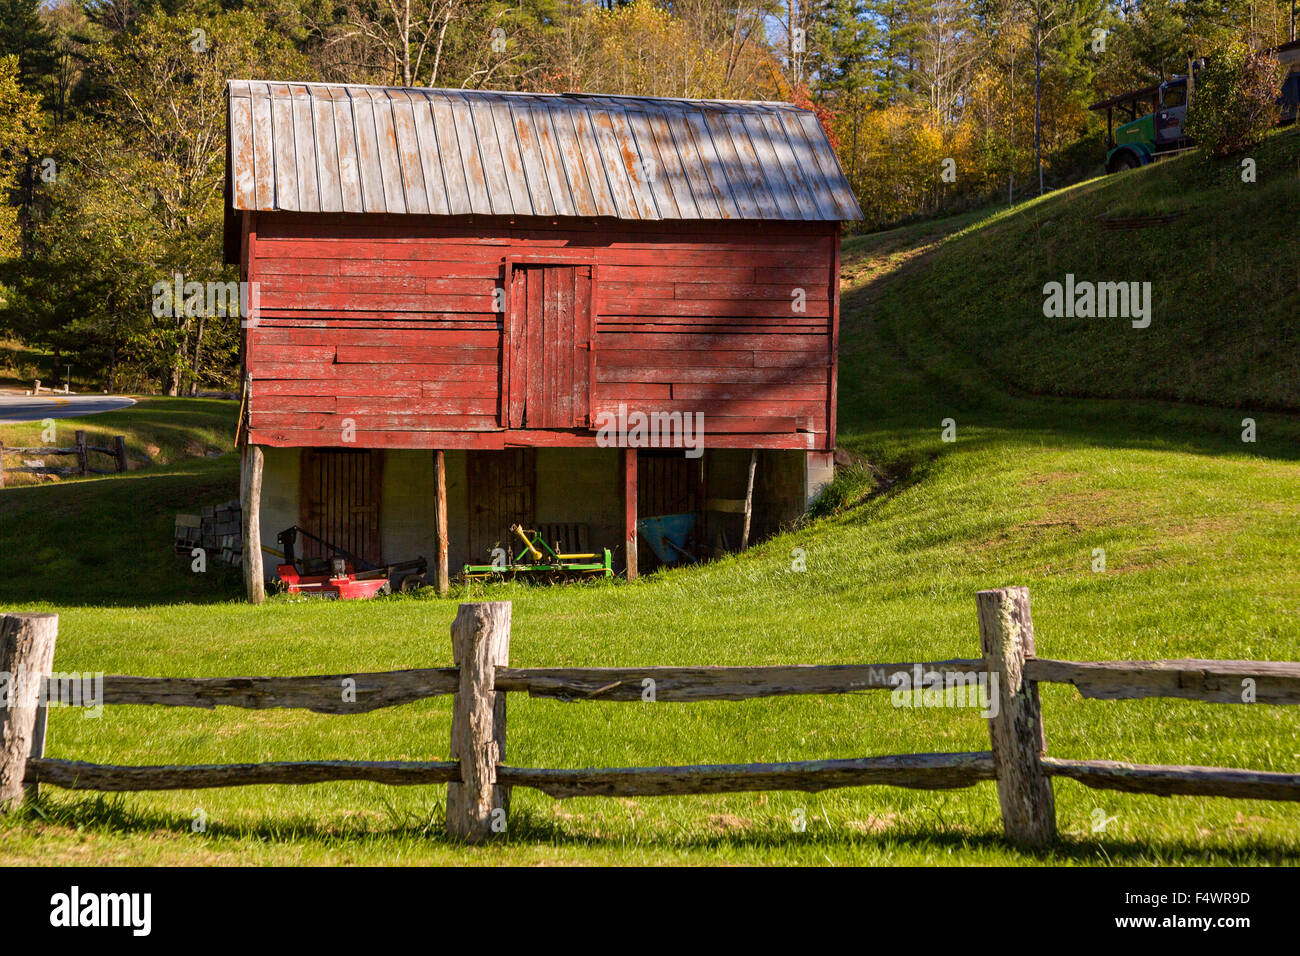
left=865, top=128, right=1300, bottom=412
left=0, top=154, right=1298, bottom=865
left=0, top=397, right=238, bottom=487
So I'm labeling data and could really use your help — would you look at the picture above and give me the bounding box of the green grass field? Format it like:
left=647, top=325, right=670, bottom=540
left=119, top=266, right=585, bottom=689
left=1, top=142, right=1297, bottom=865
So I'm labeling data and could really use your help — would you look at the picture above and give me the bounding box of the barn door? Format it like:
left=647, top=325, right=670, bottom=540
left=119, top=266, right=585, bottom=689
left=466, top=449, right=536, bottom=563
left=300, top=449, right=382, bottom=566
left=505, top=264, right=594, bottom=429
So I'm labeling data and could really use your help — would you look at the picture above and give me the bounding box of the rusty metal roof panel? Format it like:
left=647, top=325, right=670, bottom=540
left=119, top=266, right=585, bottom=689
left=227, top=80, right=862, bottom=221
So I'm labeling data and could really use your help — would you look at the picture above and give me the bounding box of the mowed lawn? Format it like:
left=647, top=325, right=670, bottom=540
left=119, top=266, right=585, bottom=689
left=2, top=174, right=1299, bottom=864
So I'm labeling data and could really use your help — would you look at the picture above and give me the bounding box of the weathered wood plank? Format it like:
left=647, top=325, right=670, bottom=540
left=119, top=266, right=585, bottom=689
left=509, top=100, right=554, bottom=216
left=495, top=660, right=985, bottom=701
left=369, top=89, right=407, bottom=213
left=528, top=104, right=577, bottom=217
left=1042, top=757, right=1300, bottom=802
left=229, top=93, right=257, bottom=210
left=389, top=90, right=428, bottom=215
left=250, top=83, right=277, bottom=210
left=1026, top=658, right=1300, bottom=705
left=498, top=751, right=997, bottom=799
left=94, top=668, right=459, bottom=713
left=290, top=87, right=320, bottom=212
left=311, top=90, right=344, bottom=213
left=428, top=93, right=472, bottom=215
left=252, top=363, right=498, bottom=382
left=566, top=105, right=619, bottom=217
left=602, top=298, right=829, bottom=318
left=25, top=758, right=459, bottom=791
left=248, top=428, right=820, bottom=451
left=331, top=90, right=364, bottom=213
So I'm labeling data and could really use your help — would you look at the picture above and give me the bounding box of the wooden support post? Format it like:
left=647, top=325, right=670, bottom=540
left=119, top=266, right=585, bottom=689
left=113, top=435, right=128, bottom=473
left=434, top=450, right=449, bottom=595
left=447, top=602, right=511, bottom=843
left=240, top=444, right=265, bottom=605
left=0, top=440, right=5, bottom=489
left=74, top=430, right=88, bottom=476
left=622, top=447, right=638, bottom=580
left=977, top=586, right=1056, bottom=847
left=0, top=613, right=58, bottom=811
left=740, top=449, right=757, bottom=550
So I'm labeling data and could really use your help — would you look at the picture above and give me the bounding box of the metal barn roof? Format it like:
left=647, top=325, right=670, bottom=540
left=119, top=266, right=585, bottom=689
left=226, top=80, right=861, bottom=222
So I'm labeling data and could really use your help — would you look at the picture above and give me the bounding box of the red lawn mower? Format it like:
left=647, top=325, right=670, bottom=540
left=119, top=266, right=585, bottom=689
left=274, top=526, right=427, bottom=599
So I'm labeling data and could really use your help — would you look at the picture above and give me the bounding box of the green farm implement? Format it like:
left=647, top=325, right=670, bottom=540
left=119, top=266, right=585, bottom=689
left=462, top=524, right=613, bottom=582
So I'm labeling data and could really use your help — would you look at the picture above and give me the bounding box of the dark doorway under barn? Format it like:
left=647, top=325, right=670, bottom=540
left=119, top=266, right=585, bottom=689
left=466, top=449, right=537, bottom=562
left=299, top=448, right=382, bottom=566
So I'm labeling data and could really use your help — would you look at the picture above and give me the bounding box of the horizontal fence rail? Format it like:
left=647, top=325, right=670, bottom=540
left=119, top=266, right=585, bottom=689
left=1026, top=658, right=1300, bottom=705
left=3, top=588, right=1299, bottom=847
left=495, top=661, right=986, bottom=701
left=497, top=752, right=997, bottom=799
left=25, top=759, right=460, bottom=791
left=1041, top=758, right=1300, bottom=802
left=0, top=432, right=128, bottom=486
left=91, top=668, right=460, bottom=713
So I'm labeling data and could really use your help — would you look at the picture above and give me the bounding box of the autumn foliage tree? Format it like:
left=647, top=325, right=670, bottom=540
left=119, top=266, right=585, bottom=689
left=1185, top=42, right=1285, bottom=157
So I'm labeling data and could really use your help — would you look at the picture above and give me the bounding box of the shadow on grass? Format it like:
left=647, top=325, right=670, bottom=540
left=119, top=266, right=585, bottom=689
left=11, top=793, right=1297, bottom=865
left=0, top=458, right=242, bottom=607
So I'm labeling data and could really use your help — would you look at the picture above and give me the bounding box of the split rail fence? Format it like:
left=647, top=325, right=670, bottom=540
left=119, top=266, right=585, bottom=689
left=0, top=431, right=128, bottom=488
left=2, top=587, right=1299, bottom=846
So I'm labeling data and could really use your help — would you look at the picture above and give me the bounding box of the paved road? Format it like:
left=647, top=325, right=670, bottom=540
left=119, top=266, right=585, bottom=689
left=0, top=394, right=137, bottom=424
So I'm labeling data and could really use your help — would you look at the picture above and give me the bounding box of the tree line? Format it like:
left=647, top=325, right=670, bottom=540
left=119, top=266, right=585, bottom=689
left=0, top=0, right=1291, bottom=394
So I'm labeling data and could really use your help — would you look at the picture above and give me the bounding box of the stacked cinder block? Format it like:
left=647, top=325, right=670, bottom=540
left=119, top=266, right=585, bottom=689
left=175, top=500, right=242, bottom=566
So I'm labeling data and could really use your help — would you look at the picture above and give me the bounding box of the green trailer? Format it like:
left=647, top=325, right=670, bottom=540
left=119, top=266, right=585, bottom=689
left=462, top=524, right=614, bottom=582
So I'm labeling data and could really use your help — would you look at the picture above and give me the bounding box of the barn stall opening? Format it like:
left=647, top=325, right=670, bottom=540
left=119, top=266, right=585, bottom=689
left=224, top=80, right=862, bottom=599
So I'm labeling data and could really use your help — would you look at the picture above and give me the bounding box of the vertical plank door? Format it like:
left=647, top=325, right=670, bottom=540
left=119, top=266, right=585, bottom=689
left=506, top=264, right=593, bottom=429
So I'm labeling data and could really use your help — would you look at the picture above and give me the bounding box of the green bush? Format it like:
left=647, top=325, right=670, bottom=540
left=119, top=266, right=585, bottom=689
left=1185, top=43, right=1286, bottom=157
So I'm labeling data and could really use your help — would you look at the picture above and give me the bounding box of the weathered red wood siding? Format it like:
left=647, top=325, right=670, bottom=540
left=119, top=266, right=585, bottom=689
left=244, top=212, right=838, bottom=451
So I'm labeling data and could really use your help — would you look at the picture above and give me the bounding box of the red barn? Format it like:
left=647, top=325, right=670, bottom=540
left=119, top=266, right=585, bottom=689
left=224, top=80, right=861, bottom=597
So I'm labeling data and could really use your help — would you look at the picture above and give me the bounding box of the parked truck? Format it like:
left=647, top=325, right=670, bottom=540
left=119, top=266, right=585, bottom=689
left=1091, top=39, right=1300, bottom=173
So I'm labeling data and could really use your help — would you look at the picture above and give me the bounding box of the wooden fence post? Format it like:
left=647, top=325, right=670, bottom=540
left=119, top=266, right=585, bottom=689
left=447, top=602, right=510, bottom=843
left=977, top=586, right=1057, bottom=847
left=0, top=613, right=58, bottom=811
left=113, top=436, right=128, bottom=473
left=74, top=430, right=88, bottom=477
